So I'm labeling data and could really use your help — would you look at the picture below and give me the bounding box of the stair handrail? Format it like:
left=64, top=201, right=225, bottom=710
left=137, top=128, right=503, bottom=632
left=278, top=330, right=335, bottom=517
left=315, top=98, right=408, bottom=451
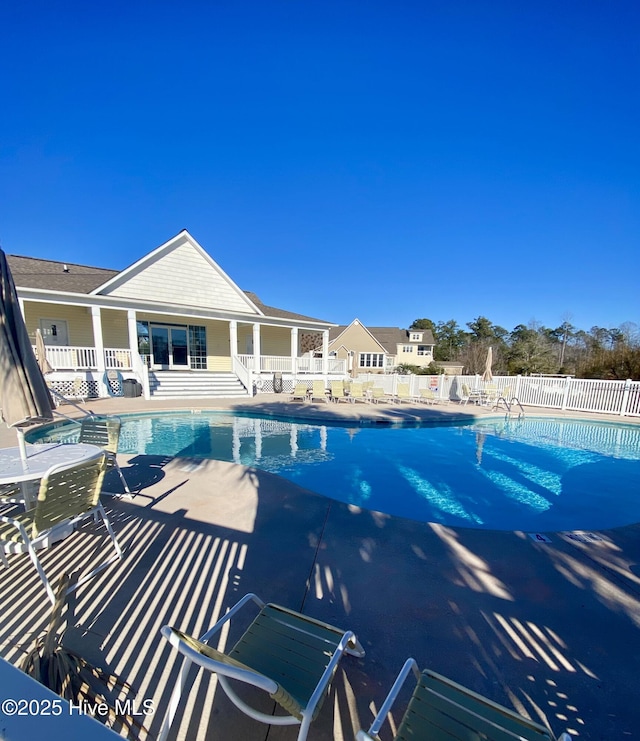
left=232, top=356, right=252, bottom=394
left=509, top=396, right=526, bottom=418
left=493, top=395, right=525, bottom=418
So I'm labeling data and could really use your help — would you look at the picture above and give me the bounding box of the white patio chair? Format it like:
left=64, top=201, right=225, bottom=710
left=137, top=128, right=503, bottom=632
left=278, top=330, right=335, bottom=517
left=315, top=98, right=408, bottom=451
left=0, top=453, right=123, bottom=604
left=357, top=658, right=572, bottom=741
left=159, top=593, right=365, bottom=741
left=77, top=416, right=133, bottom=497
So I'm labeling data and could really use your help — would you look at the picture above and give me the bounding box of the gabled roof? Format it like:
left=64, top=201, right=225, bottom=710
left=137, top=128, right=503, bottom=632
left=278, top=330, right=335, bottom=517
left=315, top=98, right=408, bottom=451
left=328, top=319, right=387, bottom=353
left=328, top=321, right=435, bottom=353
left=7, top=231, right=332, bottom=325
left=93, top=230, right=263, bottom=315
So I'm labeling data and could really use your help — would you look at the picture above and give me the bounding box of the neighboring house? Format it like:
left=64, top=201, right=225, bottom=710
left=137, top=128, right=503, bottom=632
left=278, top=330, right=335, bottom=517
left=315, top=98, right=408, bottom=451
left=321, top=319, right=437, bottom=375
left=10, top=230, right=343, bottom=399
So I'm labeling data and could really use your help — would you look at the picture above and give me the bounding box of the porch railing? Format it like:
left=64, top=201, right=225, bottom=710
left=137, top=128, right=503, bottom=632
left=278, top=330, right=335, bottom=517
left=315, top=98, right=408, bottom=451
left=236, top=355, right=347, bottom=375
left=34, top=345, right=133, bottom=371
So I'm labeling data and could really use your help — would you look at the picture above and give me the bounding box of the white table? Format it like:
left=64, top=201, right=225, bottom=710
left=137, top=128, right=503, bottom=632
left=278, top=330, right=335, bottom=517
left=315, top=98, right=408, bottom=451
left=0, top=443, right=102, bottom=509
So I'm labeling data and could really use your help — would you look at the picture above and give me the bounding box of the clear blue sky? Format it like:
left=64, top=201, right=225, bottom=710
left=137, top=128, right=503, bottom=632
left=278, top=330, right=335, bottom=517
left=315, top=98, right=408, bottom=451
left=1, top=1, right=638, bottom=335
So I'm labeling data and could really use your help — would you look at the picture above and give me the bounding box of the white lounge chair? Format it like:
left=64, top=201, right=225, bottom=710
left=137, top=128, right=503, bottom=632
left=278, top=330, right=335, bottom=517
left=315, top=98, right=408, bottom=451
left=349, top=382, right=369, bottom=403
left=330, top=380, right=349, bottom=403
left=371, top=387, right=393, bottom=404
left=311, top=380, right=328, bottom=403
left=289, top=382, right=309, bottom=402
left=395, top=383, right=414, bottom=403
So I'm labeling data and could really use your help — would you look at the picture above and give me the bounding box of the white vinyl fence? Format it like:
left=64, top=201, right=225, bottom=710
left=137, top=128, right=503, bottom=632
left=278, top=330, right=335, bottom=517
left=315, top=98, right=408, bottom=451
left=354, top=373, right=640, bottom=417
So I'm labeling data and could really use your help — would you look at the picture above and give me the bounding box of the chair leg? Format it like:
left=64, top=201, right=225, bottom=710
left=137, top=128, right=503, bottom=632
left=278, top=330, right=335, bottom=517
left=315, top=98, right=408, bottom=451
left=105, top=453, right=134, bottom=498
left=98, top=504, right=124, bottom=560
left=66, top=505, right=123, bottom=595
left=25, top=542, right=56, bottom=604
left=158, top=657, right=193, bottom=741
left=114, top=461, right=133, bottom=498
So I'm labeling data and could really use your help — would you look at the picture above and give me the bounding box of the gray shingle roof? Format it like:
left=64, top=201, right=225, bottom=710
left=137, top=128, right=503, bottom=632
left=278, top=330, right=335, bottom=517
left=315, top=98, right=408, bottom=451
left=8, top=255, right=332, bottom=324
left=368, top=327, right=435, bottom=352
left=7, top=255, right=118, bottom=293
left=242, top=291, right=331, bottom=324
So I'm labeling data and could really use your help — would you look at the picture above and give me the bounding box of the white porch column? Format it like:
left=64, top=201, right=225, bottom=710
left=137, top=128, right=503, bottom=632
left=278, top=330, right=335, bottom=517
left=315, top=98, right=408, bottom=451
left=252, top=323, right=261, bottom=372
left=290, top=327, right=298, bottom=375
left=229, top=321, right=238, bottom=361
left=91, top=306, right=107, bottom=396
left=126, top=310, right=138, bottom=362
left=127, top=309, right=149, bottom=399
left=322, top=330, right=329, bottom=376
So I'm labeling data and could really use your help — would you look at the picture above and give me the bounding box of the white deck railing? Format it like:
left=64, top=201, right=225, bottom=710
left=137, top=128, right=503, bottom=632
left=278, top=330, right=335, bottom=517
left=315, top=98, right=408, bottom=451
left=236, top=355, right=346, bottom=375
left=34, top=345, right=133, bottom=371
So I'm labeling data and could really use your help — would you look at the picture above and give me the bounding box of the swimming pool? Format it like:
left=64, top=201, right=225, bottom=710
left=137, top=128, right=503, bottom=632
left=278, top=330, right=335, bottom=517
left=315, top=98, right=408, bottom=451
left=31, top=413, right=640, bottom=532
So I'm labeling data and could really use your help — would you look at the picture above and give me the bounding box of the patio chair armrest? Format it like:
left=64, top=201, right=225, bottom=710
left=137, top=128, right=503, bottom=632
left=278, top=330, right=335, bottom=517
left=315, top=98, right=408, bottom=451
left=0, top=514, right=29, bottom=542
left=361, top=658, right=421, bottom=740
left=199, top=592, right=266, bottom=643
left=305, top=630, right=362, bottom=719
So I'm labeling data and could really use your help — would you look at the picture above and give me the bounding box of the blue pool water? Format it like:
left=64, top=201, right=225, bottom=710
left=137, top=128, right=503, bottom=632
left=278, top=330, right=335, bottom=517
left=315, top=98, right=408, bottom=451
left=31, top=413, right=640, bottom=532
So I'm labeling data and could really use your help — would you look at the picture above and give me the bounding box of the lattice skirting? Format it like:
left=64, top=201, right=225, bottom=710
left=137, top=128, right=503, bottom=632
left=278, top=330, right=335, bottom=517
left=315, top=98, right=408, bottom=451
left=49, top=379, right=100, bottom=399
left=258, top=379, right=295, bottom=394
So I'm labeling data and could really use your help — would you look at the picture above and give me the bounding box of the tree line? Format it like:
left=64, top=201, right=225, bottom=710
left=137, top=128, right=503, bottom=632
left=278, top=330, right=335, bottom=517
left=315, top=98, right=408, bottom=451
left=409, top=317, right=640, bottom=380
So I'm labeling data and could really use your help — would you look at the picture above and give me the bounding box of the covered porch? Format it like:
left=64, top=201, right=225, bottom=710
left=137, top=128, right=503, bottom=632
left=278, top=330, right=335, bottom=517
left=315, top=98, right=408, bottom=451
left=24, top=300, right=346, bottom=400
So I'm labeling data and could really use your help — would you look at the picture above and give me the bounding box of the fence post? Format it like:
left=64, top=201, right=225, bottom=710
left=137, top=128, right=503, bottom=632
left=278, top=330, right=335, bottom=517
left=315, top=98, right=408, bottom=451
left=514, top=375, right=521, bottom=399
left=561, top=376, right=571, bottom=410
left=620, top=379, right=632, bottom=417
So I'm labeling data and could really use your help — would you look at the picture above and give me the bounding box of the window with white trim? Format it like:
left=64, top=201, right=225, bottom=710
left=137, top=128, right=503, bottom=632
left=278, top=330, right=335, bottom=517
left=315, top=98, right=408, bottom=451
left=359, top=352, right=385, bottom=368
left=417, top=345, right=432, bottom=356
left=410, top=332, right=422, bottom=341
left=402, top=345, right=413, bottom=353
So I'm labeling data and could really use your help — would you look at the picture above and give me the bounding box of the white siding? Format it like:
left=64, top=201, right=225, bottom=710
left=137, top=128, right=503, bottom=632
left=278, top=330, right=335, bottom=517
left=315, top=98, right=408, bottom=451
left=101, top=242, right=258, bottom=314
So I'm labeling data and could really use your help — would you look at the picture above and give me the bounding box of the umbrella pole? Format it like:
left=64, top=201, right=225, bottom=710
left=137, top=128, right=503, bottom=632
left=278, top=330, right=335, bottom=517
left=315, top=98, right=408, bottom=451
left=16, top=427, right=28, bottom=464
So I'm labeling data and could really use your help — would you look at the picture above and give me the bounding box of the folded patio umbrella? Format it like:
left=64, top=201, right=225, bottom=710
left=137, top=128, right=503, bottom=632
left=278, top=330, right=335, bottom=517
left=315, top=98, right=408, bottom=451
left=35, top=327, right=53, bottom=375
left=0, top=248, right=53, bottom=461
left=481, top=346, right=493, bottom=383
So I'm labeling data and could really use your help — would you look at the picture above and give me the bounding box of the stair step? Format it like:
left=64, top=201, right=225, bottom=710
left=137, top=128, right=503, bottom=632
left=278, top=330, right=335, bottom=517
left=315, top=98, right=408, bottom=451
left=149, top=371, right=250, bottom=399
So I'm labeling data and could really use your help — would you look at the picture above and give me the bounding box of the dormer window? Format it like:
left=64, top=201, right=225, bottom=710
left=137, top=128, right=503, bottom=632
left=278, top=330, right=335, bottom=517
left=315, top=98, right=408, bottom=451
left=410, top=332, right=422, bottom=342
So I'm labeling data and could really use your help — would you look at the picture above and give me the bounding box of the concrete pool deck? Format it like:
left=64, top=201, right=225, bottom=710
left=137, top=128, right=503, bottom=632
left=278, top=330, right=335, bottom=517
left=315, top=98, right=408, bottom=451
left=1, top=394, right=639, bottom=740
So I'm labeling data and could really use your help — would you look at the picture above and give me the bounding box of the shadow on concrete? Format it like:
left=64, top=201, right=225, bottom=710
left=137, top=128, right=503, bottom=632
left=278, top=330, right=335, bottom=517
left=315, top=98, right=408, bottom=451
left=2, top=441, right=640, bottom=739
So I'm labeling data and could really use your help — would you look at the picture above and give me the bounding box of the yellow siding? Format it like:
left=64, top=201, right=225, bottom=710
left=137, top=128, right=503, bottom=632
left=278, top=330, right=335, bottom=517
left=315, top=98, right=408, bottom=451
left=329, top=323, right=384, bottom=354
left=237, top=324, right=253, bottom=354
left=23, top=302, right=94, bottom=345
left=205, top=320, right=231, bottom=370
left=260, top=326, right=290, bottom=355
left=100, top=309, right=129, bottom=348
left=208, top=356, right=232, bottom=371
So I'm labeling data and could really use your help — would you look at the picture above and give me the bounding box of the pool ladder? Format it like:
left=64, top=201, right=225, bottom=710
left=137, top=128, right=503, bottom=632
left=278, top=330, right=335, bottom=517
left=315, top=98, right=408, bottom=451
left=493, top=395, right=525, bottom=419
